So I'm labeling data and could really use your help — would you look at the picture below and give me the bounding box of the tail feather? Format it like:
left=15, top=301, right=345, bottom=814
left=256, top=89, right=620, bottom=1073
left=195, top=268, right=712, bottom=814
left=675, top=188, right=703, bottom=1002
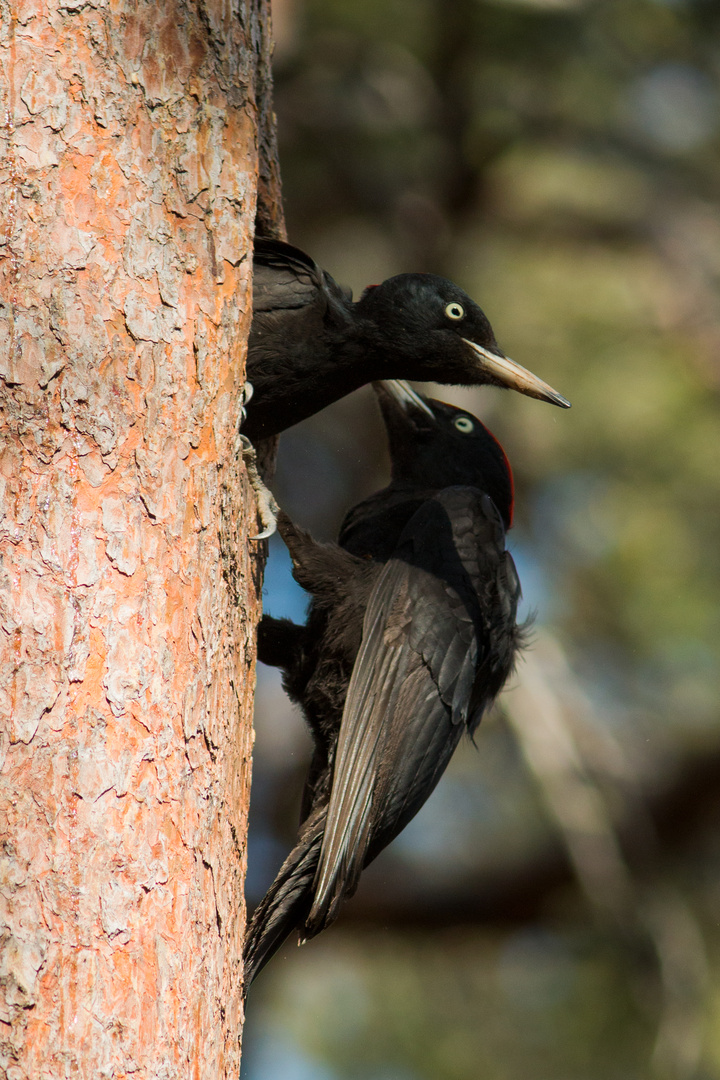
left=243, top=808, right=325, bottom=991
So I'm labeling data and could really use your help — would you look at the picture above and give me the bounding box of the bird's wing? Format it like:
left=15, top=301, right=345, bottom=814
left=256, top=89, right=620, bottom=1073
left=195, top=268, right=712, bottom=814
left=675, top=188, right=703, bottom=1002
left=252, top=237, right=352, bottom=314
left=338, top=487, right=428, bottom=560
left=305, top=488, right=522, bottom=935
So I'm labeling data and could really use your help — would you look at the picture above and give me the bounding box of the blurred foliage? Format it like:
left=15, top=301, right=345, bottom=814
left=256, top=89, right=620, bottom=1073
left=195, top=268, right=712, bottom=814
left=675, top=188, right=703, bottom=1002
left=243, top=0, right=720, bottom=1077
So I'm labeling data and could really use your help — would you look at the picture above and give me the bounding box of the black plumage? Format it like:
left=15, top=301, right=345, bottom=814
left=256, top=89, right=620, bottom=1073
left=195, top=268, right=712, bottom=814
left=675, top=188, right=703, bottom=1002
left=243, top=238, right=569, bottom=440
left=244, top=383, right=525, bottom=988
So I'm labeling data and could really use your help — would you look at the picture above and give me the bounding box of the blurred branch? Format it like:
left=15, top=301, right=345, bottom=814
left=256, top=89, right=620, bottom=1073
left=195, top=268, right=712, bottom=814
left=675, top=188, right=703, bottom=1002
left=503, top=636, right=633, bottom=920
left=497, top=633, right=709, bottom=1080
left=340, top=736, right=720, bottom=924
left=333, top=633, right=715, bottom=1074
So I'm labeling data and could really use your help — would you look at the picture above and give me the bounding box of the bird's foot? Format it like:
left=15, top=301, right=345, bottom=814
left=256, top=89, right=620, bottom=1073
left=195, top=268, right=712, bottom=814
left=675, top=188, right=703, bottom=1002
left=240, top=380, right=254, bottom=427
left=239, top=433, right=278, bottom=540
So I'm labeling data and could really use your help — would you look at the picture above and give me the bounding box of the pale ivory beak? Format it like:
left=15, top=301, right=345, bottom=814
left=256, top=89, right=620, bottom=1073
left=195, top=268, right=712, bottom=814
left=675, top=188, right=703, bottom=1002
left=463, top=341, right=571, bottom=409
left=379, top=380, right=435, bottom=418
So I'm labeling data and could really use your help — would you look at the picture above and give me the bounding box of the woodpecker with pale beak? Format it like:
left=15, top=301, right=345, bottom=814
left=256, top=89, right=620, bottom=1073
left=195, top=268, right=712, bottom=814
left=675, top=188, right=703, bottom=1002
left=243, top=238, right=570, bottom=441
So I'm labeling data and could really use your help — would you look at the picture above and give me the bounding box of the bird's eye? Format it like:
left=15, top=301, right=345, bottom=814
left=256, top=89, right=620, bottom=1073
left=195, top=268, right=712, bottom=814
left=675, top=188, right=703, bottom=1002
left=453, top=416, right=474, bottom=433
left=444, top=302, right=465, bottom=321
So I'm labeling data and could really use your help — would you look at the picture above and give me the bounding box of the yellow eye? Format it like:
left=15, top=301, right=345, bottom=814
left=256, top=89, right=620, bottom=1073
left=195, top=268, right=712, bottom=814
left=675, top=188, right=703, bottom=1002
left=445, top=302, right=464, bottom=321
left=454, top=416, right=474, bottom=433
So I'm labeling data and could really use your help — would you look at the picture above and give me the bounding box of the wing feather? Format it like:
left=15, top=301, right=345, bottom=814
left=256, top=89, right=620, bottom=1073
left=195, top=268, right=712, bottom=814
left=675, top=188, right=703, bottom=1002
left=252, top=237, right=352, bottom=314
left=305, top=488, right=521, bottom=936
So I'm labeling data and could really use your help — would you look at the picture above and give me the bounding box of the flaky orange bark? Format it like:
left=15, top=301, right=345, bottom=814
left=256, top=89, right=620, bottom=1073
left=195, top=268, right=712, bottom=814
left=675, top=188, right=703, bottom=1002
left=0, top=0, right=278, bottom=1074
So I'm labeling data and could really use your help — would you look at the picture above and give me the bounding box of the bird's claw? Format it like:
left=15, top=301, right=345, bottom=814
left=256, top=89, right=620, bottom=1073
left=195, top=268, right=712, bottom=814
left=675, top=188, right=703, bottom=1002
left=239, top=433, right=278, bottom=540
left=240, top=381, right=254, bottom=427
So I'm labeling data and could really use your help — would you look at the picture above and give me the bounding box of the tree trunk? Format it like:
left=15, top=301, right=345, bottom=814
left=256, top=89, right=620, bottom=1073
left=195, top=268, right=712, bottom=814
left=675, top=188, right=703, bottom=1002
left=0, top=0, right=280, bottom=1074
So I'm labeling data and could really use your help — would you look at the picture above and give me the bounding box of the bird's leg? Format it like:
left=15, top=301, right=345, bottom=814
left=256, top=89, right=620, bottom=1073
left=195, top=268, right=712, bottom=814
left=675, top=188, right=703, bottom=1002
left=257, top=614, right=304, bottom=669
left=272, top=513, right=319, bottom=590
left=240, top=380, right=254, bottom=427
left=239, top=433, right=278, bottom=540
left=276, top=511, right=365, bottom=599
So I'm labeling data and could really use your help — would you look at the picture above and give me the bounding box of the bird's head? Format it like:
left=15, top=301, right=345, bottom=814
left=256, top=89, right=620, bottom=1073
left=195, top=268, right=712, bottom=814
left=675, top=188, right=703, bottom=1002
left=357, top=275, right=570, bottom=409
left=374, top=381, right=515, bottom=529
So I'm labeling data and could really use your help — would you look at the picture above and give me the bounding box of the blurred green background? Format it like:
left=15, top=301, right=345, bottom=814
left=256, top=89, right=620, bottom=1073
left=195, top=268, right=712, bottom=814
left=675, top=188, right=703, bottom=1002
left=243, top=0, right=720, bottom=1076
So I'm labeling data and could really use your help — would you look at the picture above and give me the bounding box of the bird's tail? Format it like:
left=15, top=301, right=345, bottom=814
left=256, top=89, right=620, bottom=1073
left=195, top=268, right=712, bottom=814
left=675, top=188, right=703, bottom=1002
left=243, top=807, right=326, bottom=992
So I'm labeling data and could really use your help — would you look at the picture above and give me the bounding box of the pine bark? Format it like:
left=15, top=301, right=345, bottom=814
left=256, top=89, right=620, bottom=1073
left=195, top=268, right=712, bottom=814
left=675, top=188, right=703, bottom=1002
left=0, top=0, right=279, bottom=1074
